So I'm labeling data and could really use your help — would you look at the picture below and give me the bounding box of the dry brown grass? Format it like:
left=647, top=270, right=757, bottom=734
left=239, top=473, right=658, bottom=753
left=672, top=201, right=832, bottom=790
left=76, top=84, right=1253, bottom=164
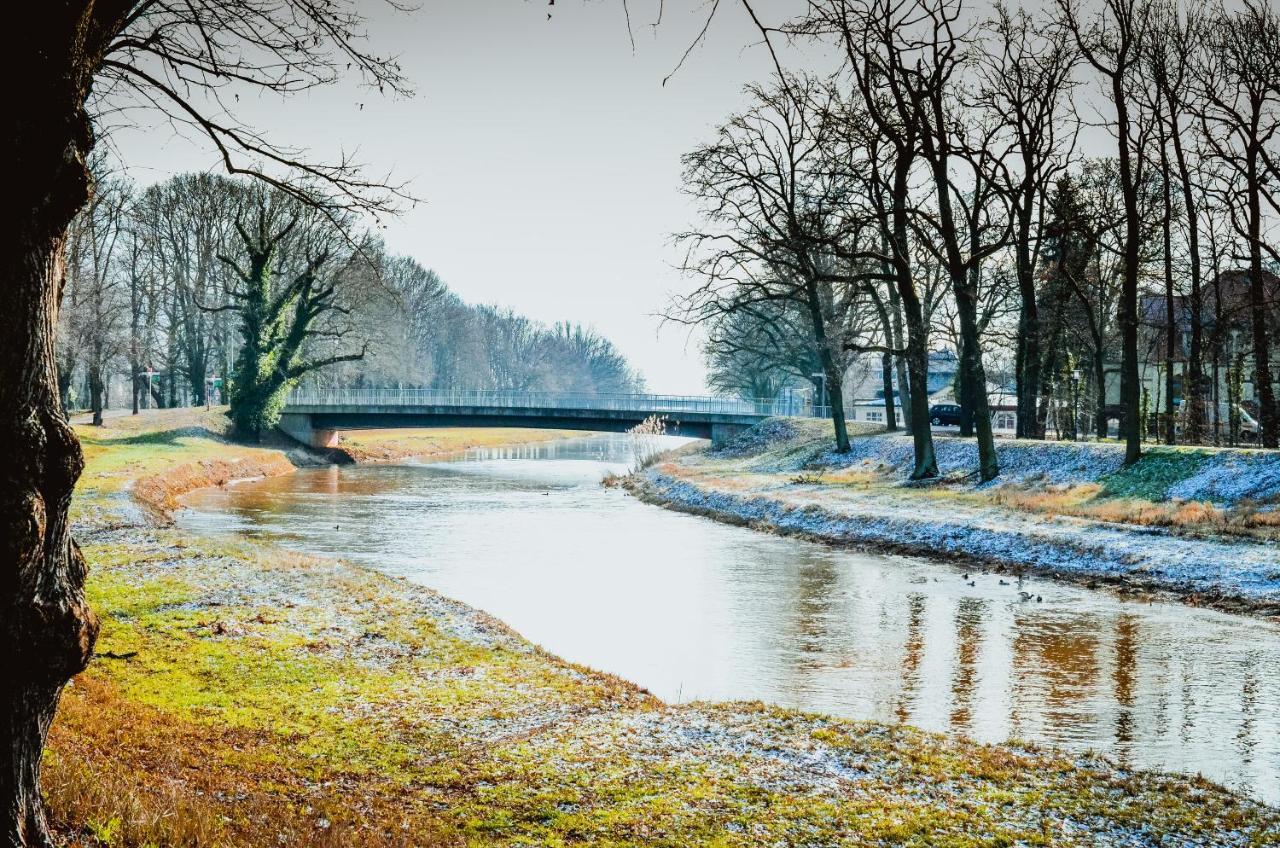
left=988, top=483, right=1280, bottom=540
left=47, top=677, right=459, bottom=848
left=820, top=466, right=884, bottom=487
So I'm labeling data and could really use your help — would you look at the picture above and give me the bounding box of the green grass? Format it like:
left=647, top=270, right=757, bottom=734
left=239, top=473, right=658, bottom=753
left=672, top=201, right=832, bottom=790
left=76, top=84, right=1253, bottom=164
left=1100, top=448, right=1213, bottom=500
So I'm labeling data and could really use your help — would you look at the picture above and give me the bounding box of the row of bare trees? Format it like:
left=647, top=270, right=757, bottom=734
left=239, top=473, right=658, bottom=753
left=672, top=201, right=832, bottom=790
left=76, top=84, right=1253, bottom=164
left=57, top=170, right=643, bottom=434
left=677, top=0, right=1280, bottom=482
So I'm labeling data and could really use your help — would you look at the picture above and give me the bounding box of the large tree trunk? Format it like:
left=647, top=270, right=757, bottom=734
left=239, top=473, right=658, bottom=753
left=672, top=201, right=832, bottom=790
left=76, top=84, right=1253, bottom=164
left=1247, top=150, right=1278, bottom=448
left=89, top=365, right=104, bottom=427
left=1014, top=194, right=1043, bottom=440
left=131, top=362, right=140, bottom=415
left=956, top=283, right=998, bottom=482
left=1016, top=302, right=1043, bottom=440
left=3, top=126, right=101, bottom=848
left=957, top=329, right=974, bottom=438
left=825, top=363, right=851, bottom=453
left=870, top=286, right=898, bottom=431
left=1113, top=72, right=1143, bottom=465
left=887, top=280, right=911, bottom=430
left=802, top=283, right=850, bottom=453
left=880, top=350, right=897, bottom=431
left=902, top=308, right=937, bottom=478
left=890, top=162, right=936, bottom=479
left=1169, top=100, right=1204, bottom=445
left=1094, top=346, right=1108, bottom=440
left=2, top=7, right=124, bottom=841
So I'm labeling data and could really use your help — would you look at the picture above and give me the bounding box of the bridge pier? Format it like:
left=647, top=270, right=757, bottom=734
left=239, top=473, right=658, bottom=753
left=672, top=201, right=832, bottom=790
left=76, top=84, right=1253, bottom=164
left=710, top=422, right=749, bottom=448
left=278, top=412, right=339, bottom=449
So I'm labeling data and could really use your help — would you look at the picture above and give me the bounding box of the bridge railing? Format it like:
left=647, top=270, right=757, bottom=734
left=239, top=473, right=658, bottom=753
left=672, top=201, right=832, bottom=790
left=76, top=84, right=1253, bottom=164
left=285, top=387, right=827, bottom=419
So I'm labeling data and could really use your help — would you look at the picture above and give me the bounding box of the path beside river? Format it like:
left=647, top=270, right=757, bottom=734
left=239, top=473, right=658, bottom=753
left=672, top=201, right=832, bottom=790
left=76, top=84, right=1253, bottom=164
left=47, top=408, right=1280, bottom=846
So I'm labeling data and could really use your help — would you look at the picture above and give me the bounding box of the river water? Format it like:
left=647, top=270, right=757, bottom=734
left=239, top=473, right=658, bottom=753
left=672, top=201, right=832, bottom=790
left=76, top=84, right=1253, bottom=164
left=178, top=434, right=1280, bottom=804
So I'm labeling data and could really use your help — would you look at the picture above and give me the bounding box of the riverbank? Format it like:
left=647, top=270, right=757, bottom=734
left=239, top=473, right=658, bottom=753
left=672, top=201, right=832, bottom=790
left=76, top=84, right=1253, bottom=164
left=328, top=426, right=582, bottom=463
left=632, top=418, right=1280, bottom=618
left=48, top=409, right=1280, bottom=846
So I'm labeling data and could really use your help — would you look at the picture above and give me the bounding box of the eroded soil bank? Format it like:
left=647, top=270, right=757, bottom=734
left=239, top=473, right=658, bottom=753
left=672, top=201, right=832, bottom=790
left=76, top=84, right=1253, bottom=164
left=47, top=409, right=1280, bottom=846
left=633, top=419, right=1280, bottom=619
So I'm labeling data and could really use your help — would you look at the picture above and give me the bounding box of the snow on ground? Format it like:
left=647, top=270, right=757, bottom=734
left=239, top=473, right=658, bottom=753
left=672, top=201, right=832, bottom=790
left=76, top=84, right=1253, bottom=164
left=725, top=426, right=1280, bottom=504
left=1168, top=451, right=1280, bottom=504
left=644, top=423, right=1280, bottom=612
left=643, top=470, right=1280, bottom=607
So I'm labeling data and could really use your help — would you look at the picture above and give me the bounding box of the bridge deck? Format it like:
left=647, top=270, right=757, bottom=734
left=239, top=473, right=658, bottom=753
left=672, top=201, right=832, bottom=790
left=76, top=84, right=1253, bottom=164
left=279, top=389, right=824, bottom=447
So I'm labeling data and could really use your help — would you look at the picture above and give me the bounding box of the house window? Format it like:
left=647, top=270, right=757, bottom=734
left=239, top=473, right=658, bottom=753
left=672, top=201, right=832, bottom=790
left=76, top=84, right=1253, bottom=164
left=865, top=410, right=883, bottom=422
left=994, top=412, right=1016, bottom=431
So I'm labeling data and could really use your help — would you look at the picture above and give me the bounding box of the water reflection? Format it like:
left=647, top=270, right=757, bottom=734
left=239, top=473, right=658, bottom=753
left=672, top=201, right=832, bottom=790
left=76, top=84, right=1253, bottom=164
left=179, top=434, right=1280, bottom=804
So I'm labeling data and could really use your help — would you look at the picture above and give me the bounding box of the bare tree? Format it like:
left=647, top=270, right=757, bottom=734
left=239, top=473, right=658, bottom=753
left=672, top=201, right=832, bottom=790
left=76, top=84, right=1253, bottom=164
left=1193, top=0, right=1280, bottom=448
left=875, top=0, right=1011, bottom=480
left=69, top=176, right=132, bottom=425
left=805, top=0, right=944, bottom=477
left=1056, top=0, right=1155, bottom=463
left=1141, top=2, right=1210, bottom=443
left=977, top=4, right=1080, bottom=440
left=674, top=75, right=876, bottom=452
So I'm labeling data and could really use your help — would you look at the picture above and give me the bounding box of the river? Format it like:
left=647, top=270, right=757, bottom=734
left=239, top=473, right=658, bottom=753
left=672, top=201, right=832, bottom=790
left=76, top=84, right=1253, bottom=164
left=178, top=433, right=1280, bottom=804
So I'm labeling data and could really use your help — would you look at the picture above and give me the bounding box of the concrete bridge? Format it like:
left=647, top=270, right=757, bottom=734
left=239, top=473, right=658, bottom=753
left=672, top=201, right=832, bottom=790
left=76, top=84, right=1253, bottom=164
left=278, top=388, right=821, bottom=448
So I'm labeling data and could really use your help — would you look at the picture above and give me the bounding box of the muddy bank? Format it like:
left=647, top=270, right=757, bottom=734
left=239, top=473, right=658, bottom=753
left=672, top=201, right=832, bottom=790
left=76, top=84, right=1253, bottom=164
left=134, top=453, right=298, bottom=517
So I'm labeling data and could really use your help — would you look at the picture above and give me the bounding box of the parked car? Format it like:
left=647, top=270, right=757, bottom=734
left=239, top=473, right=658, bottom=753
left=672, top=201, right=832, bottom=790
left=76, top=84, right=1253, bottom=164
left=1172, top=399, right=1261, bottom=442
left=929, top=404, right=963, bottom=426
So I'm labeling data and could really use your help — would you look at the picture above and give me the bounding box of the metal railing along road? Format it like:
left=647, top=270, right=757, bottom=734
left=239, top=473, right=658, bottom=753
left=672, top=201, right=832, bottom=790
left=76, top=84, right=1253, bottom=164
left=285, top=387, right=827, bottom=419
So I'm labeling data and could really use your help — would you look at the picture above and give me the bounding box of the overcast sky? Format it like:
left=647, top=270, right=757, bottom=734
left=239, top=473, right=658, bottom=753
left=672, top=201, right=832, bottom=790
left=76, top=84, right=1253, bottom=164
left=108, top=0, right=830, bottom=394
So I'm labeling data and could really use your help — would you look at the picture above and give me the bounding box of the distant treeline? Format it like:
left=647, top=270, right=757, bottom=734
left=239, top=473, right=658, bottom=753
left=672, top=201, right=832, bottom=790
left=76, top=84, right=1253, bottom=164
left=59, top=170, right=642, bottom=430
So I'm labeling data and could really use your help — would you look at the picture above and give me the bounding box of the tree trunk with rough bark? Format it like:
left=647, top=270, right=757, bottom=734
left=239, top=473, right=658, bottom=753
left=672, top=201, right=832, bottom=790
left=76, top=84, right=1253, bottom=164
left=1113, top=71, right=1143, bottom=465
left=1246, top=148, right=1278, bottom=448
left=2, top=6, right=128, bottom=842
left=89, top=365, right=104, bottom=427
left=958, top=330, right=975, bottom=438
left=880, top=350, right=897, bottom=431
left=3, top=120, right=101, bottom=848
left=890, top=163, right=936, bottom=479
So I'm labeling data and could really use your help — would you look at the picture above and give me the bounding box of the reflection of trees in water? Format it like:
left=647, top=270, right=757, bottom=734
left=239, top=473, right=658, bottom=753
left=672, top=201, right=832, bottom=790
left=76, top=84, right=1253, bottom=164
left=894, top=593, right=927, bottom=725
left=1111, top=615, right=1138, bottom=752
left=949, top=597, right=987, bottom=733
left=1011, top=613, right=1102, bottom=739
left=786, top=554, right=846, bottom=679
left=1237, top=656, right=1261, bottom=769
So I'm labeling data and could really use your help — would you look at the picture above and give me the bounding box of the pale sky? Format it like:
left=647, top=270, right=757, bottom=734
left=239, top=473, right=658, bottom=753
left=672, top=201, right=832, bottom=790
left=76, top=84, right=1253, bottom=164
left=108, top=0, right=824, bottom=394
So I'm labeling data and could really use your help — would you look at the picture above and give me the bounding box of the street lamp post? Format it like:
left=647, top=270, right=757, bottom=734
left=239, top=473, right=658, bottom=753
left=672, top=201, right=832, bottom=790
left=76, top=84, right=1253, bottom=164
left=141, top=368, right=159, bottom=411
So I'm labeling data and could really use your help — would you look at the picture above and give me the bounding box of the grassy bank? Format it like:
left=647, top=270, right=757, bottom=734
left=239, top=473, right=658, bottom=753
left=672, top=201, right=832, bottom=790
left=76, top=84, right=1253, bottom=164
left=47, top=410, right=1280, bottom=846
left=635, top=419, right=1280, bottom=617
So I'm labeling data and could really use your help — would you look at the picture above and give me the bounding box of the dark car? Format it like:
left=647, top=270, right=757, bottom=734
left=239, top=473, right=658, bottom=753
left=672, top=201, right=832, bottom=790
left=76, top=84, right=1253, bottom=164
left=929, top=404, right=963, bottom=426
